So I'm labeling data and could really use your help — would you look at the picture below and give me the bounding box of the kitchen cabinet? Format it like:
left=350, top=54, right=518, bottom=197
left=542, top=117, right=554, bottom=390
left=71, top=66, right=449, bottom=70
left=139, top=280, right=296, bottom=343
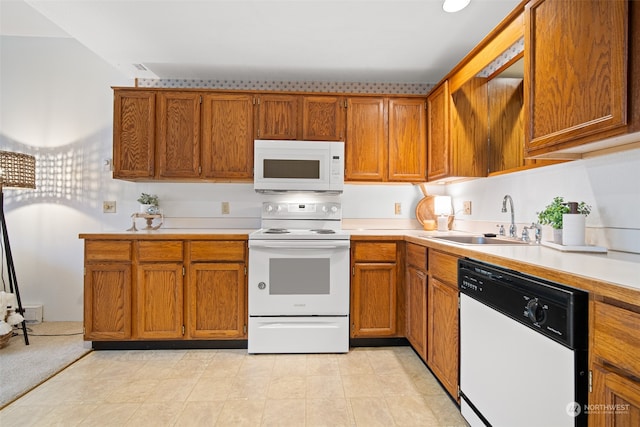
left=350, top=241, right=399, bottom=337
left=524, top=0, right=633, bottom=157
left=388, top=98, right=427, bottom=182
left=255, top=94, right=298, bottom=140
left=156, top=91, right=201, bottom=178
left=135, top=241, right=184, bottom=339
left=405, top=242, right=428, bottom=361
left=345, top=97, right=387, bottom=181
left=428, top=249, right=459, bottom=400
left=113, top=90, right=155, bottom=179
left=83, top=241, right=132, bottom=340
left=301, top=95, right=345, bottom=141
left=346, top=96, right=426, bottom=182
left=81, top=236, right=248, bottom=343
left=201, top=93, right=254, bottom=180
left=426, top=82, right=450, bottom=181
left=187, top=241, right=247, bottom=339
left=590, top=298, right=640, bottom=426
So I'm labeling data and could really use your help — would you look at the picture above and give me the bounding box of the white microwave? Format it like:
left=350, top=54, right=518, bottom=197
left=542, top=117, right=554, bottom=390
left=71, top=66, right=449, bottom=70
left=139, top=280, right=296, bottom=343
left=254, top=140, right=344, bottom=193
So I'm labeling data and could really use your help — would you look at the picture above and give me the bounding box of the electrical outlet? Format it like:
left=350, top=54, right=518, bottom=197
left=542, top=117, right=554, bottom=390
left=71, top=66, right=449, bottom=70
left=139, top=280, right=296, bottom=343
left=103, top=201, right=116, bottom=213
left=463, top=201, right=472, bottom=215
left=221, top=201, right=230, bottom=215
left=394, top=202, right=402, bottom=215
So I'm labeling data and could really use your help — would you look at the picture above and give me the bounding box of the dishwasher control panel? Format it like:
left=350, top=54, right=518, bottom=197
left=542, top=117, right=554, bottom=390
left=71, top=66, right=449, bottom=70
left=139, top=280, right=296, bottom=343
left=459, top=258, right=588, bottom=350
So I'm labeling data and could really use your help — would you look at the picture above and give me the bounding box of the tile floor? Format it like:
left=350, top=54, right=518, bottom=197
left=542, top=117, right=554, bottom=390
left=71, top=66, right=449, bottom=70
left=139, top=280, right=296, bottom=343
left=0, top=346, right=468, bottom=426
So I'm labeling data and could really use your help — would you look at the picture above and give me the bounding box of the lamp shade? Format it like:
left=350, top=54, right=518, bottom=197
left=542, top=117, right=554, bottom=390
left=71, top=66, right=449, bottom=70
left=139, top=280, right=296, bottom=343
left=0, top=151, right=36, bottom=189
left=443, top=0, right=471, bottom=13
left=434, top=196, right=452, bottom=216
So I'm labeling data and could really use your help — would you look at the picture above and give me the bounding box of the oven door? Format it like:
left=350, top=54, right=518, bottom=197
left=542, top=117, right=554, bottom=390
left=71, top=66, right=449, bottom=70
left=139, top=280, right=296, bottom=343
left=248, top=239, right=350, bottom=315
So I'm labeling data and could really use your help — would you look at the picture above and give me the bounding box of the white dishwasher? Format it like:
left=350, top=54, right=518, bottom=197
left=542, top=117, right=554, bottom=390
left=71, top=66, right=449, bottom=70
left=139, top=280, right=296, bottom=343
left=458, top=258, right=588, bottom=427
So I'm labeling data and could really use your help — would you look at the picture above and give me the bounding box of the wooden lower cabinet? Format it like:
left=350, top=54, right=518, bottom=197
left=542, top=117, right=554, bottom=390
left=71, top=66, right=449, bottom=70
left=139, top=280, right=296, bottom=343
left=188, top=263, right=246, bottom=338
left=350, top=241, right=400, bottom=338
left=135, top=263, right=184, bottom=339
left=405, top=243, right=428, bottom=360
left=590, top=298, right=640, bottom=426
left=591, top=365, right=640, bottom=427
left=82, top=237, right=247, bottom=342
left=426, top=249, right=459, bottom=400
left=428, top=276, right=459, bottom=399
left=84, top=263, right=132, bottom=340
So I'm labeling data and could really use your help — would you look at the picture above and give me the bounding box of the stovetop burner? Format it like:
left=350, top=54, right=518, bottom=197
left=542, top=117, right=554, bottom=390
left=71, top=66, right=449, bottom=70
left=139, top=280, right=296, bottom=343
left=310, top=229, right=336, bottom=234
left=264, top=228, right=290, bottom=234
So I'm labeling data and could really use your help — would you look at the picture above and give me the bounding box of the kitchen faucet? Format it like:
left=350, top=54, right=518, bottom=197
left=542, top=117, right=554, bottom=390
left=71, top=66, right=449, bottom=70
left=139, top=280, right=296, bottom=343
left=501, top=195, right=517, bottom=238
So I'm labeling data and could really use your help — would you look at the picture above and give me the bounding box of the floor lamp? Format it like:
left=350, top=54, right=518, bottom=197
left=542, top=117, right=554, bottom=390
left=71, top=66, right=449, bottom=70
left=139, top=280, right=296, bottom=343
left=0, top=150, right=36, bottom=345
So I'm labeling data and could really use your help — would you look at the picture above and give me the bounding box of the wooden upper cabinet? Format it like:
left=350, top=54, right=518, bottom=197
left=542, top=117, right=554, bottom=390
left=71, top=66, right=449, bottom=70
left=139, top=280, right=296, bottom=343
left=345, top=97, right=387, bottom=181
left=427, top=82, right=450, bottom=181
left=388, top=98, right=427, bottom=182
left=524, top=0, right=629, bottom=157
left=113, top=90, right=155, bottom=179
left=201, top=93, right=254, bottom=180
left=301, top=96, right=345, bottom=141
left=156, top=92, right=201, bottom=178
left=256, top=94, right=298, bottom=140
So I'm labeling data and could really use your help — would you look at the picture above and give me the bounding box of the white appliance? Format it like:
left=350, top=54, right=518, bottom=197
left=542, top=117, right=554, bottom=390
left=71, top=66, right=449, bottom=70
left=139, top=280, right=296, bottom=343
left=248, top=201, right=350, bottom=354
left=458, top=258, right=588, bottom=427
left=253, top=140, right=344, bottom=193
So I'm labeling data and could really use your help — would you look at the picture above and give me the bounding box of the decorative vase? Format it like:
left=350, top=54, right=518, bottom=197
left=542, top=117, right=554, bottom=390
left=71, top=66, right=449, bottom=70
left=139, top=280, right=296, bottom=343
left=140, top=204, right=153, bottom=213
left=553, top=229, right=563, bottom=244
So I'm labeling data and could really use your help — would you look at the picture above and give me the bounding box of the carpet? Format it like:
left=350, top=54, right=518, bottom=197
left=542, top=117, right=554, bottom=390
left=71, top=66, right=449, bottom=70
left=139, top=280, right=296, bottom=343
left=0, top=321, right=91, bottom=408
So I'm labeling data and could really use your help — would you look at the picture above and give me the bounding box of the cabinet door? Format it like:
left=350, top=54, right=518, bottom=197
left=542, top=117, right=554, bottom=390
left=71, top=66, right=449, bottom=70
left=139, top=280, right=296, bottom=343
left=302, top=96, right=345, bottom=141
left=113, top=90, right=155, bottom=179
left=351, top=262, right=397, bottom=337
left=188, top=263, right=246, bottom=338
left=157, top=91, right=201, bottom=178
left=135, top=263, right=184, bottom=339
left=256, top=94, right=298, bottom=140
left=591, top=365, right=640, bottom=427
left=388, top=98, right=427, bottom=182
left=84, top=263, right=131, bottom=340
left=525, top=0, right=628, bottom=156
left=201, top=94, right=254, bottom=179
left=427, top=82, right=450, bottom=181
left=406, top=265, right=427, bottom=361
left=345, top=97, right=387, bottom=181
left=428, top=277, right=459, bottom=399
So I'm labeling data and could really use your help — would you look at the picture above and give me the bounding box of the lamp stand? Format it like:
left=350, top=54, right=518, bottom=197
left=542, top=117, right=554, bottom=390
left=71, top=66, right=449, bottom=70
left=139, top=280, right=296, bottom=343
left=0, top=189, right=29, bottom=345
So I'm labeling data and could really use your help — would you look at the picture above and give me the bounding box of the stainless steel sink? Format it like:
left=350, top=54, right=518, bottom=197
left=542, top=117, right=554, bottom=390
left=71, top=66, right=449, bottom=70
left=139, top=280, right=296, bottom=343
left=428, top=235, right=530, bottom=245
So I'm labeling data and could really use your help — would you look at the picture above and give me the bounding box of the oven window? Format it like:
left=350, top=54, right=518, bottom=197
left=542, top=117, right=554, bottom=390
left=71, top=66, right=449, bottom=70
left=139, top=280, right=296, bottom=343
left=270, top=258, right=329, bottom=294
left=263, top=159, right=320, bottom=179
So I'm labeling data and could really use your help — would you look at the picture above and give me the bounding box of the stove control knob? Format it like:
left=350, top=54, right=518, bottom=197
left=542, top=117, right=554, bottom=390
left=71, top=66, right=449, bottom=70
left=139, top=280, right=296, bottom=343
left=526, top=298, right=546, bottom=323
left=330, top=206, right=338, bottom=213
left=322, top=205, right=328, bottom=213
left=265, top=204, right=274, bottom=213
left=258, top=282, right=266, bottom=290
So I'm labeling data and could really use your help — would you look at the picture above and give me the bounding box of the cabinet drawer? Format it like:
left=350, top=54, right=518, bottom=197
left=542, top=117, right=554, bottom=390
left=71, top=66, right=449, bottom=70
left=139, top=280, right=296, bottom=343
left=406, top=243, right=428, bottom=270
left=593, top=301, right=640, bottom=375
left=190, top=241, right=246, bottom=262
left=137, top=241, right=183, bottom=262
left=429, top=250, right=458, bottom=286
left=85, top=240, right=132, bottom=262
left=353, top=242, right=397, bottom=262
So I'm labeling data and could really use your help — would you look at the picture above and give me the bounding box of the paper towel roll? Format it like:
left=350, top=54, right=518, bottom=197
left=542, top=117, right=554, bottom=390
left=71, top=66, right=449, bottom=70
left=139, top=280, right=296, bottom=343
left=562, top=214, right=585, bottom=246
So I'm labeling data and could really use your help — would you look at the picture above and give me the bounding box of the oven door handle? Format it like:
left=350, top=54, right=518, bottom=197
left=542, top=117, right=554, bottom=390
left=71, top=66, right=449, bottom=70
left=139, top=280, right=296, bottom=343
left=249, top=240, right=350, bottom=249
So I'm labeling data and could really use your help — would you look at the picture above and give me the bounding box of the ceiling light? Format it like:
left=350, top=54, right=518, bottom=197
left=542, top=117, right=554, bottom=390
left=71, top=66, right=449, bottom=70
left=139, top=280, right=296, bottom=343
left=443, top=0, right=471, bottom=13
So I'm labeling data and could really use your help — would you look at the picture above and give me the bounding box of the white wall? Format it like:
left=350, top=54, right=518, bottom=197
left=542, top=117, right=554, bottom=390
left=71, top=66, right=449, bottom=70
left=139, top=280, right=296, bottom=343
left=2, top=35, right=639, bottom=321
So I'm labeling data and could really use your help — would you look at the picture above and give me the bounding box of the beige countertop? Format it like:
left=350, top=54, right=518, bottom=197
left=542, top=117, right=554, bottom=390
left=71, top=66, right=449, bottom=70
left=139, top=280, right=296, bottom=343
left=81, top=228, right=640, bottom=303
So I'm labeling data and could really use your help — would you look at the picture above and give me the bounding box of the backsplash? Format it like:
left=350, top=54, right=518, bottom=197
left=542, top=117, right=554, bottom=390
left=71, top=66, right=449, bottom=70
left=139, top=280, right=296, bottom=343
left=137, top=78, right=434, bottom=95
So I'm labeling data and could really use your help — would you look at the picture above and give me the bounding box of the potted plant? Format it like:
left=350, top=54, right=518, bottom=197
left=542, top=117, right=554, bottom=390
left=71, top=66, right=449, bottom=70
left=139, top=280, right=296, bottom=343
left=137, top=193, right=159, bottom=213
left=537, top=196, right=591, bottom=243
